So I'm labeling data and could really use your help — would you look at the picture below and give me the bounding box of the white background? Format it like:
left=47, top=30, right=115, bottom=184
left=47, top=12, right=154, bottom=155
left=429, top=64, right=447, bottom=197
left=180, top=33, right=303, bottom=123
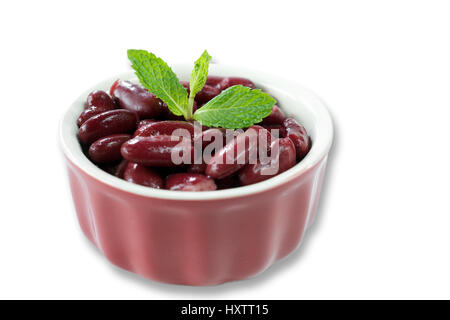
left=0, top=0, right=449, bottom=299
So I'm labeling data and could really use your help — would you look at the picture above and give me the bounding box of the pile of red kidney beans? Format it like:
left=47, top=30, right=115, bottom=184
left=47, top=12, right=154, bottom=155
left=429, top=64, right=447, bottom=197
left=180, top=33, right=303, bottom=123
left=77, top=76, right=310, bottom=191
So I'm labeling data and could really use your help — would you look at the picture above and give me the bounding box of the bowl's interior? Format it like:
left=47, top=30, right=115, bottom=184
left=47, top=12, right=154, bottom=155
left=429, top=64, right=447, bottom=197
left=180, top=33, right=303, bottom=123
left=60, top=64, right=333, bottom=200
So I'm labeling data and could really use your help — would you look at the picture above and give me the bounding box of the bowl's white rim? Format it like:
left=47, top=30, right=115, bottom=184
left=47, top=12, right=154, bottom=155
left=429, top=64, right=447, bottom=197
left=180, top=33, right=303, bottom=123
left=59, top=65, right=333, bottom=201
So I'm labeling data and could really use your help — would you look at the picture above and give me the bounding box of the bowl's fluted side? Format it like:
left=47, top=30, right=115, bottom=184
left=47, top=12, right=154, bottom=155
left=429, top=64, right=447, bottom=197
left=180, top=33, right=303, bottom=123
left=66, top=157, right=328, bottom=286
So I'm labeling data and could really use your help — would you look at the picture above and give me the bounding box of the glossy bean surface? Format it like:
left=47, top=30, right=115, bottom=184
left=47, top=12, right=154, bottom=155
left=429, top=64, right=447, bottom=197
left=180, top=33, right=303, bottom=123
left=166, top=173, right=217, bottom=191
left=79, top=91, right=116, bottom=126
left=121, top=136, right=193, bottom=167
left=86, top=90, right=116, bottom=110
left=88, top=134, right=131, bottom=163
left=281, top=118, right=311, bottom=159
left=123, top=162, right=164, bottom=188
left=78, top=109, right=138, bottom=145
left=195, top=84, right=221, bottom=104
left=110, top=80, right=162, bottom=118
left=137, top=119, right=157, bottom=129
left=205, top=126, right=262, bottom=179
left=133, top=121, right=195, bottom=138
left=77, top=105, right=114, bottom=127
left=238, top=137, right=296, bottom=185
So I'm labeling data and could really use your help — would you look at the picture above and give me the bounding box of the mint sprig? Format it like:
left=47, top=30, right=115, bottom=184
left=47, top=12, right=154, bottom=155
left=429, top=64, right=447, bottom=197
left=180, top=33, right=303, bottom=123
left=193, top=85, right=275, bottom=129
left=127, top=49, right=277, bottom=128
left=127, top=50, right=188, bottom=117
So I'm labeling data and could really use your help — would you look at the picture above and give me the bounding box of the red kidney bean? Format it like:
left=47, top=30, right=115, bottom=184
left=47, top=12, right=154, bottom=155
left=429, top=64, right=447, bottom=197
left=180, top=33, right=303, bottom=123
left=137, top=119, right=157, bottom=129
left=123, top=162, right=164, bottom=188
left=121, top=135, right=193, bottom=167
left=88, top=134, right=131, bottom=163
left=187, top=163, right=207, bottom=174
left=205, top=126, right=263, bottom=179
left=281, top=118, right=311, bottom=160
left=133, top=121, right=195, bottom=138
left=218, top=77, right=256, bottom=90
left=78, top=91, right=117, bottom=126
left=195, top=84, right=221, bottom=104
left=102, top=159, right=128, bottom=178
left=260, top=105, right=286, bottom=125
left=86, top=90, right=116, bottom=110
left=165, top=173, right=217, bottom=191
left=238, top=137, right=296, bottom=186
left=78, top=109, right=138, bottom=145
left=110, top=80, right=162, bottom=118
left=77, top=105, right=114, bottom=127
left=205, top=76, right=226, bottom=87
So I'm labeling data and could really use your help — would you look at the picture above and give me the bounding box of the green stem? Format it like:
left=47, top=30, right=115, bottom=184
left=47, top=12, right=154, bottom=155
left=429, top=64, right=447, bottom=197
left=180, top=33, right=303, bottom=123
left=186, top=94, right=195, bottom=120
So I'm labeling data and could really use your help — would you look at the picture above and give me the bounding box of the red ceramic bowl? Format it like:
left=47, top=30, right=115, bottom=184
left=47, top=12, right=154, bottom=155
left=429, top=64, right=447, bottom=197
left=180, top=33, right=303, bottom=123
left=60, top=65, right=333, bottom=286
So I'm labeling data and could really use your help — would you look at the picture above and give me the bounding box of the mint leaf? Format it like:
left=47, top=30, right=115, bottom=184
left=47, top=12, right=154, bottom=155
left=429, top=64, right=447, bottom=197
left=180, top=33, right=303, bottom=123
left=190, top=50, right=211, bottom=97
left=193, top=85, right=276, bottom=129
left=127, top=49, right=188, bottom=117
left=188, top=50, right=211, bottom=118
